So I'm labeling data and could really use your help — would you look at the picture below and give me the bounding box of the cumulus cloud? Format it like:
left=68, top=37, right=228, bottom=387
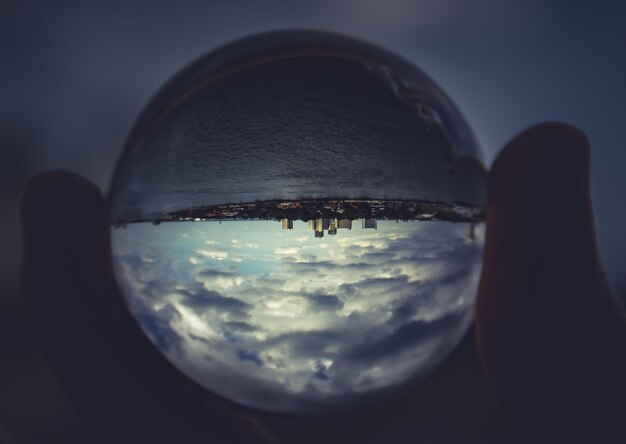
left=134, top=304, right=183, bottom=352
left=237, top=349, right=263, bottom=367
left=176, top=287, right=252, bottom=319
left=305, top=293, right=344, bottom=312
left=197, top=248, right=228, bottom=260
left=222, top=321, right=257, bottom=333
left=196, top=269, right=244, bottom=290
left=346, top=311, right=465, bottom=364
left=111, top=220, right=483, bottom=413
left=274, top=246, right=300, bottom=256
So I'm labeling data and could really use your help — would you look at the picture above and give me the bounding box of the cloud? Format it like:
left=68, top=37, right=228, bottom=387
left=222, top=321, right=257, bottom=333
left=134, top=304, right=182, bottom=352
left=197, top=249, right=228, bottom=260
left=237, top=349, right=263, bottom=367
left=274, top=246, right=300, bottom=256
left=196, top=268, right=244, bottom=290
left=176, top=287, right=251, bottom=319
left=346, top=311, right=466, bottom=364
left=112, top=220, right=483, bottom=413
left=305, top=293, right=344, bottom=312
left=313, top=360, right=331, bottom=381
left=263, top=329, right=342, bottom=357
left=196, top=269, right=239, bottom=279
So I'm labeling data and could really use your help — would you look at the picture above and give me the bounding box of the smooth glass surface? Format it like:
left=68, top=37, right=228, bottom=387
left=109, top=31, right=486, bottom=414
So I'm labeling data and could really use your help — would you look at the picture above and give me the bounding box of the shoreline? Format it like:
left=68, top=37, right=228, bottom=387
left=112, top=197, right=484, bottom=226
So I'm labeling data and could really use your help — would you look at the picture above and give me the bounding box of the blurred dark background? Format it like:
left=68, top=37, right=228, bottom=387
left=1, top=1, right=625, bottom=442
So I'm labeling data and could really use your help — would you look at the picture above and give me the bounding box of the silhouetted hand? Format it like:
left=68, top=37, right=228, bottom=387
left=18, top=122, right=626, bottom=444
left=476, top=122, right=626, bottom=443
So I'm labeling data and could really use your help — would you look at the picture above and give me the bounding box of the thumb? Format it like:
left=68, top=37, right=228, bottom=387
left=19, top=171, right=273, bottom=444
left=475, top=122, right=626, bottom=443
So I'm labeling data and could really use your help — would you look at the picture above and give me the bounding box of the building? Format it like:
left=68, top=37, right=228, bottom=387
left=315, top=230, right=324, bottom=238
left=281, top=218, right=293, bottom=230
left=362, top=219, right=377, bottom=229
left=311, top=218, right=325, bottom=232
left=328, top=219, right=337, bottom=235
left=337, top=219, right=352, bottom=230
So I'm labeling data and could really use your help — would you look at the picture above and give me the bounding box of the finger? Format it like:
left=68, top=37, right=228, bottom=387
left=475, top=123, right=626, bottom=443
left=19, top=171, right=272, bottom=444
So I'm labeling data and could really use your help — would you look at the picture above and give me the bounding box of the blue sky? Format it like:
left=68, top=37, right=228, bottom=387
left=112, top=220, right=483, bottom=413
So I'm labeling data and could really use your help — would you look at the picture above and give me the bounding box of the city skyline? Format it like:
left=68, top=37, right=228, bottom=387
left=284, top=218, right=378, bottom=238
left=280, top=217, right=476, bottom=240
left=113, top=198, right=484, bottom=227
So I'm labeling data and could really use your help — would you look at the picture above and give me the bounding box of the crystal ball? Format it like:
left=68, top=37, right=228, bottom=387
left=109, top=31, right=486, bottom=415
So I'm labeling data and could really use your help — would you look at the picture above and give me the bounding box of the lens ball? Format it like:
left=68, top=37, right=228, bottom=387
left=109, top=31, right=486, bottom=415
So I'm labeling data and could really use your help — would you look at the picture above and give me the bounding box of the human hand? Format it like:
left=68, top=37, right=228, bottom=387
left=476, top=122, right=626, bottom=443
left=18, top=122, right=626, bottom=443
left=18, top=174, right=275, bottom=443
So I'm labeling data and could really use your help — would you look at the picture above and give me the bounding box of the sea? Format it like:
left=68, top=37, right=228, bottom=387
left=109, top=57, right=485, bottom=222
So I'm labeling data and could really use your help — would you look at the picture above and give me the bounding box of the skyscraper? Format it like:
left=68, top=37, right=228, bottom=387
left=328, top=219, right=337, bottom=235
left=362, top=219, right=377, bottom=229
left=281, top=218, right=293, bottom=230
left=337, top=219, right=352, bottom=230
left=313, top=219, right=324, bottom=232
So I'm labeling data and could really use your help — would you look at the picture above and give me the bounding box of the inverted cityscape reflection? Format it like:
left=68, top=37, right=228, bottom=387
left=108, top=31, right=487, bottom=414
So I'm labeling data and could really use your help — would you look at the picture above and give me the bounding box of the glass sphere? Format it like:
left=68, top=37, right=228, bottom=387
left=109, top=31, right=486, bottom=415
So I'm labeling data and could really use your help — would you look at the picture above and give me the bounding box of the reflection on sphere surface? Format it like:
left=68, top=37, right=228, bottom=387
left=109, top=31, right=486, bottom=415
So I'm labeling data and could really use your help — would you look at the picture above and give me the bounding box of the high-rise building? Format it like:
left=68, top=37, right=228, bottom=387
left=337, top=219, right=352, bottom=230
left=322, top=218, right=330, bottom=231
left=281, top=218, right=293, bottom=230
left=362, top=219, right=377, bottom=229
left=315, top=230, right=324, bottom=238
left=328, top=219, right=337, bottom=235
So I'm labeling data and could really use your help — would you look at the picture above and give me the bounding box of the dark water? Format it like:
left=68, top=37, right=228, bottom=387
left=110, top=57, right=485, bottom=222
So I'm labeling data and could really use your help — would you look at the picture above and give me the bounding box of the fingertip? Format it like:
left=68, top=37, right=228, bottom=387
left=488, top=121, right=590, bottom=210
left=21, top=170, right=105, bottom=242
left=19, top=169, right=108, bottom=324
left=478, top=122, right=597, bottom=362
left=477, top=123, right=626, bottom=441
